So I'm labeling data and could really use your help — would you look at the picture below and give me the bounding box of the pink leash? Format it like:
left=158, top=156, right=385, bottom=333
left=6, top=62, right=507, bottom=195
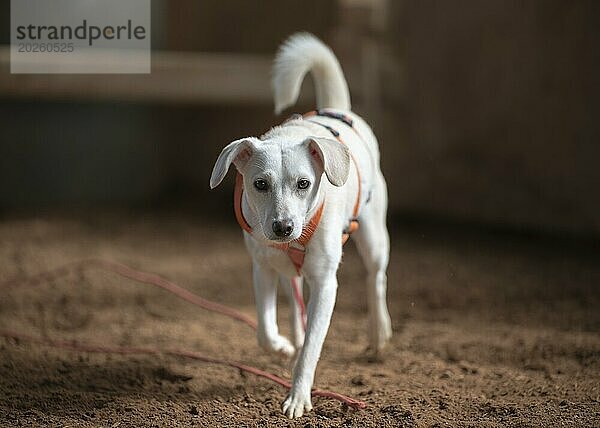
left=0, top=258, right=366, bottom=410
left=291, top=276, right=307, bottom=330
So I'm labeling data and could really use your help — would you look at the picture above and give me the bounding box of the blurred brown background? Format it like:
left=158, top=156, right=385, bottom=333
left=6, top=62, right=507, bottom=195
left=1, top=3, right=599, bottom=426
left=0, top=0, right=598, bottom=237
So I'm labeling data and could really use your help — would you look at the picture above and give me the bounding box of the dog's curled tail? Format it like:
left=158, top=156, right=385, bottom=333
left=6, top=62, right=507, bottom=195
left=272, top=32, right=350, bottom=114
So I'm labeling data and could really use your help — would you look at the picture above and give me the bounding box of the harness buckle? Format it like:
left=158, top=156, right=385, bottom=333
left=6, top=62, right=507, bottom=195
left=343, top=219, right=360, bottom=236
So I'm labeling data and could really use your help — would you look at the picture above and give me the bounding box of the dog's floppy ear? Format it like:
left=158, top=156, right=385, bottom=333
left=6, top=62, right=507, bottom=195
left=210, top=138, right=256, bottom=189
left=307, top=137, right=351, bottom=187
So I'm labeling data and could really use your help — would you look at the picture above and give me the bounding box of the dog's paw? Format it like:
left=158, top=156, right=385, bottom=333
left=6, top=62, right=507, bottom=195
left=368, top=313, right=392, bottom=353
left=380, top=313, right=393, bottom=343
left=258, top=334, right=295, bottom=358
left=292, top=330, right=305, bottom=350
left=282, top=389, right=312, bottom=419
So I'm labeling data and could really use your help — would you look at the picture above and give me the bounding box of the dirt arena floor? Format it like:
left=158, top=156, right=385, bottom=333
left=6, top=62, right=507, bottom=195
left=0, top=210, right=598, bottom=427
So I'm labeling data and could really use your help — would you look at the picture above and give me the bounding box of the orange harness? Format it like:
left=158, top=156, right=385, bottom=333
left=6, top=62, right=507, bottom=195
left=234, top=109, right=362, bottom=274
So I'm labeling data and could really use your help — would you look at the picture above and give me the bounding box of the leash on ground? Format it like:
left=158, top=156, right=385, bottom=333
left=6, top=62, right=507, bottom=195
left=0, top=258, right=366, bottom=410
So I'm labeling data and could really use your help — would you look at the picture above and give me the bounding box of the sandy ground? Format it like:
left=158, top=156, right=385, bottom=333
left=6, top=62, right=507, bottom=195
left=0, top=210, right=598, bottom=427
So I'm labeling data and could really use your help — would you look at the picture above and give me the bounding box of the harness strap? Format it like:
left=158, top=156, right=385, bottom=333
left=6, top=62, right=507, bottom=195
left=234, top=173, right=252, bottom=234
left=304, top=110, right=362, bottom=244
left=304, top=109, right=366, bottom=144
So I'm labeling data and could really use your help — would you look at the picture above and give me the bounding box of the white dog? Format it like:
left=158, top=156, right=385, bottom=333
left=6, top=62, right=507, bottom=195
left=210, top=33, right=392, bottom=418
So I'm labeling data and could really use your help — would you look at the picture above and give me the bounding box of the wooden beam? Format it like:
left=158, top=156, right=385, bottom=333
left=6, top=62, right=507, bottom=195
left=0, top=47, right=278, bottom=105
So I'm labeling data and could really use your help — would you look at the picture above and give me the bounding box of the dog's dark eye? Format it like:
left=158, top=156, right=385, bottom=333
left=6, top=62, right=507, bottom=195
left=253, top=179, right=269, bottom=191
left=297, top=179, right=310, bottom=190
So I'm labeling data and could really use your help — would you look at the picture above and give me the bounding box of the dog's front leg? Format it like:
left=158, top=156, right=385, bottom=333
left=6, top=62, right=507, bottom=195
left=282, top=270, right=338, bottom=418
left=253, top=261, right=295, bottom=358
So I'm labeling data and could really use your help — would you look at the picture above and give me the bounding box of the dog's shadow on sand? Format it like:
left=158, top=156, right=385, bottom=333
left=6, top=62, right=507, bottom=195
left=329, top=316, right=406, bottom=367
left=0, top=348, right=248, bottom=418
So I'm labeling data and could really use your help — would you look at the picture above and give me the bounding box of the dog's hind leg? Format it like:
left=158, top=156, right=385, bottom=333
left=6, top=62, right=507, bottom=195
left=253, top=261, right=295, bottom=358
left=353, top=173, right=393, bottom=353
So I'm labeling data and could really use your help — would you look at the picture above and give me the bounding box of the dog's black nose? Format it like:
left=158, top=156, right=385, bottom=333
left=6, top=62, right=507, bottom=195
left=272, top=219, right=294, bottom=237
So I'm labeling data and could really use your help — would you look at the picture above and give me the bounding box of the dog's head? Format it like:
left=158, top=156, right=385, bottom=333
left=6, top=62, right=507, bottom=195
left=210, top=129, right=350, bottom=243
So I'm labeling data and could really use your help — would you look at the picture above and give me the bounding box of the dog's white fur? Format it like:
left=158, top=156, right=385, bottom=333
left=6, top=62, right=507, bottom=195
left=210, top=33, right=391, bottom=419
